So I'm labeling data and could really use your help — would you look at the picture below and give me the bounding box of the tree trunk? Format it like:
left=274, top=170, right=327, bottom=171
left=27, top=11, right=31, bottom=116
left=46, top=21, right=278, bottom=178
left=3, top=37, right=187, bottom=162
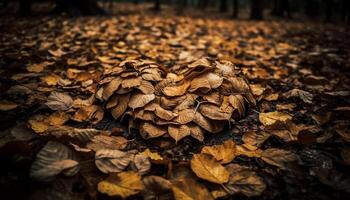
left=272, top=0, right=291, bottom=18
left=324, top=0, right=333, bottom=22
left=250, top=0, right=264, bottom=20
left=19, top=0, right=32, bottom=16
left=232, top=0, right=239, bottom=18
left=198, top=0, right=209, bottom=10
left=305, top=0, right=319, bottom=18
left=53, top=0, right=104, bottom=16
left=153, top=0, right=161, bottom=11
left=220, top=0, right=228, bottom=12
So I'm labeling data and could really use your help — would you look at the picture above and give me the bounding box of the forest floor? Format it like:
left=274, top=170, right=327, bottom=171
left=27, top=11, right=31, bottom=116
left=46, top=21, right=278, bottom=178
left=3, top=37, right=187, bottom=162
left=1, top=3, right=350, bottom=200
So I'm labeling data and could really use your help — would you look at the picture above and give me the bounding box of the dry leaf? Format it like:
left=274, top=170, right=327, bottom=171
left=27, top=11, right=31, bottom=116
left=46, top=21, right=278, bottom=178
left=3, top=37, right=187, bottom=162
left=0, top=100, right=18, bottom=111
left=171, top=178, right=214, bottom=200
left=132, top=154, right=151, bottom=175
left=128, top=92, right=155, bottom=110
left=140, top=122, right=167, bottom=139
left=224, top=164, right=266, bottom=197
left=30, top=141, right=79, bottom=181
left=87, top=135, right=128, bottom=152
left=261, top=148, right=298, bottom=169
left=97, top=171, right=144, bottom=198
left=138, top=149, right=163, bottom=161
left=47, top=111, right=70, bottom=126
left=259, top=111, right=292, bottom=126
left=95, top=149, right=133, bottom=173
left=190, top=153, right=229, bottom=184
left=201, top=140, right=236, bottom=164
left=284, top=88, right=313, bottom=103
left=46, top=92, right=73, bottom=111
left=168, top=125, right=191, bottom=143
left=162, top=81, right=191, bottom=97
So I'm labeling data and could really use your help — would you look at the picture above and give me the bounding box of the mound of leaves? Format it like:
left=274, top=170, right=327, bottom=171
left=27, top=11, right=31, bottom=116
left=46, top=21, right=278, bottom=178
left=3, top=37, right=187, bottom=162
left=96, top=58, right=255, bottom=142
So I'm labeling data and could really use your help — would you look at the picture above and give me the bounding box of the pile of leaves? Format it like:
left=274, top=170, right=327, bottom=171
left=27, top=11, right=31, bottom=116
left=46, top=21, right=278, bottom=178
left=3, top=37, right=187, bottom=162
left=96, top=58, right=255, bottom=142
left=1, top=4, right=350, bottom=200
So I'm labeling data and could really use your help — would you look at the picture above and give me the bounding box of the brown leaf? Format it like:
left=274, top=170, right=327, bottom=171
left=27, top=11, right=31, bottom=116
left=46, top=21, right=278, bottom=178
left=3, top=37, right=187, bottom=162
left=128, top=92, right=155, bottom=110
left=228, top=94, right=246, bottom=117
left=98, top=171, right=144, bottom=198
left=171, top=178, right=214, bottom=200
left=283, top=88, right=313, bottom=104
left=46, top=92, right=73, bottom=111
left=102, top=77, right=121, bottom=100
left=110, top=93, right=131, bottom=119
left=87, top=135, right=128, bottom=152
left=224, top=164, right=266, bottom=197
left=140, top=122, right=167, bottom=139
left=142, top=176, right=172, bottom=199
left=259, top=111, right=292, bottom=126
left=201, top=140, right=236, bottom=164
left=190, top=153, right=229, bottom=184
left=199, top=103, right=232, bottom=121
left=168, top=125, right=191, bottom=142
left=138, top=80, right=155, bottom=94
left=162, top=81, right=191, bottom=97
left=261, top=148, right=298, bottom=169
left=189, top=72, right=223, bottom=93
left=174, top=109, right=195, bottom=124
left=155, top=105, right=178, bottom=120
left=30, top=141, right=79, bottom=181
left=95, top=149, right=133, bottom=173
left=0, top=100, right=18, bottom=111
left=47, top=111, right=70, bottom=126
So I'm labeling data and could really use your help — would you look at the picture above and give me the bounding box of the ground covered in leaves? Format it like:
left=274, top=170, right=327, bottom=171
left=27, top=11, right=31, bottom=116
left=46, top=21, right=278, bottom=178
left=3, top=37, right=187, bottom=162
left=1, top=5, right=350, bottom=200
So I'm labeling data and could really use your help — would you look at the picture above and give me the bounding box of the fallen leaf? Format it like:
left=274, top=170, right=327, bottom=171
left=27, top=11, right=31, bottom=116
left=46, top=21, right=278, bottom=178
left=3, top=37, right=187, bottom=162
left=168, top=125, right=191, bottom=142
left=259, top=111, right=292, bottom=126
left=30, top=141, right=79, bottom=181
left=95, top=149, right=133, bottom=173
left=138, top=149, right=163, bottom=161
left=46, top=92, right=73, bottom=111
left=0, top=100, right=18, bottom=111
left=171, top=178, right=214, bottom=200
left=128, top=92, right=155, bottom=110
left=224, top=164, right=266, bottom=197
left=98, top=171, right=144, bottom=198
left=261, top=148, right=298, bottom=169
left=190, top=153, right=229, bottom=184
left=201, top=140, right=236, bottom=164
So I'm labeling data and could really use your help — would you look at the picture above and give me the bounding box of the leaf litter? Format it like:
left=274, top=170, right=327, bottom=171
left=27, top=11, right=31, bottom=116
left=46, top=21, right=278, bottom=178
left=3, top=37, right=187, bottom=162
left=0, top=5, right=350, bottom=200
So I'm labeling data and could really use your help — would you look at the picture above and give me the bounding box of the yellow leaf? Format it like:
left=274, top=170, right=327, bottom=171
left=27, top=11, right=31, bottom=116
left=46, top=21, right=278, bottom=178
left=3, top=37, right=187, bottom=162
left=201, top=140, right=236, bottom=164
left=171, top=178, right=214, bottom=200
left=259, top=111, right=292, bottom=126
left=98, top=171, right=144, bottom=198
left=190, top=154, right=229, bottom=184
left=47, top=111, right=70, bottom=126
left=41, top=74, right=60, bottom=86
left=138, top=149, right=163, bottom=161
left=28, top=119, right=49, bottom=133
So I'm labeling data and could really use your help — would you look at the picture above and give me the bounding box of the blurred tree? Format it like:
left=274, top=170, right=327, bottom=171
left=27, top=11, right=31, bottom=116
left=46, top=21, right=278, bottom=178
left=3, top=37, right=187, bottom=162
left=52, top=0, right=104, bottom=15
left=305, top=0, right=319, bottom=18
left=198, top=0, right=209, bottom=9
left=272, top=0, right=291, bottom=18
left=220, top=0, right=228, bottom=12
left=341, top=0, right=349, bottom=24
left=19, top=0, right=32, bottom=16
left=232, top=0, right=239, bottom=18
left=324, top=0, right=333, bottom=22
left=250, top=0, right=264, bottom=19
left=153, top=0, right=161, bottom=11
